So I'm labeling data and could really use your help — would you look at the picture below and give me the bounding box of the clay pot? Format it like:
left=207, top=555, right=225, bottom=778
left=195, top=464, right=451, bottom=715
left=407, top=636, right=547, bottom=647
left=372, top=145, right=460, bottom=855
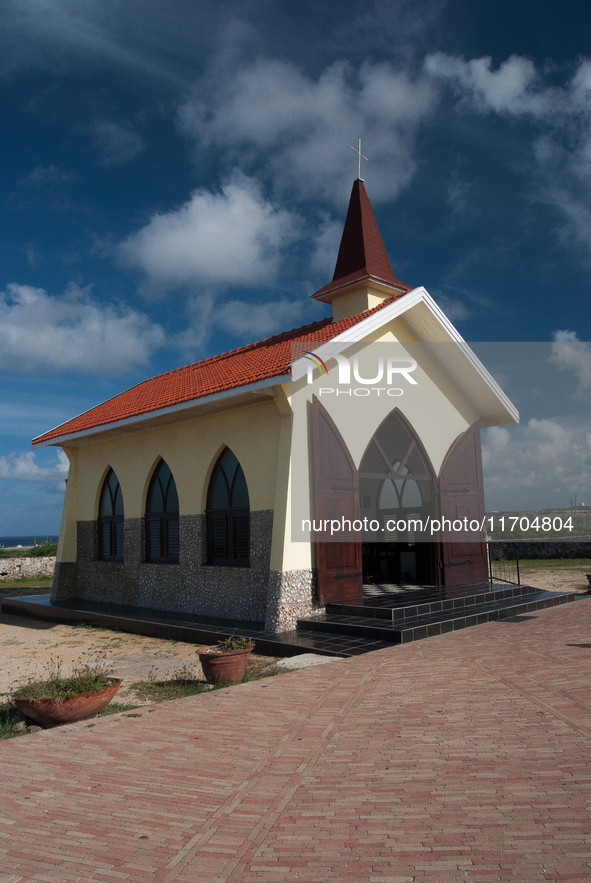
left=13, top=678, right=121, bottom=728
left=197, top=647, right=253, bottom=685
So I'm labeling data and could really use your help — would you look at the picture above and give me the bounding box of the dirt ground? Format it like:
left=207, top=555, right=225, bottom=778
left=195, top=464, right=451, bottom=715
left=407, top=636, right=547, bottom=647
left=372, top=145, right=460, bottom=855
left=0, top=584, right=272, bottom=705
left=1, top=562, right=589, bottom=703
left=512, top=562, right=591, bottom=594
left=0, top=610, right=215, bottom=704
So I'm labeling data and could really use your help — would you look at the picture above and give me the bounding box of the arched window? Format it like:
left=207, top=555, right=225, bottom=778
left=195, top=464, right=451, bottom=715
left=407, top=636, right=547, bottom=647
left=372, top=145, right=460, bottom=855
left=145, top=460, right=179, bottom=563
left=378, top=462, right=424, bottom=510
left=98, top=468, right=124, bottom=560
left=206, top=448, right=250, bottom=566
left=359, top=409, right=433, bottom=521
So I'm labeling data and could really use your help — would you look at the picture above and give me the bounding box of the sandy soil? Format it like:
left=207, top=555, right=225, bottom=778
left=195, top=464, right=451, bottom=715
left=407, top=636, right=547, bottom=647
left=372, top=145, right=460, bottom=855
left=0, top=608, right=212, bottom=704
left=1, top=565, right=589, bottom=703
left=513, top=564, right=591, bottom=594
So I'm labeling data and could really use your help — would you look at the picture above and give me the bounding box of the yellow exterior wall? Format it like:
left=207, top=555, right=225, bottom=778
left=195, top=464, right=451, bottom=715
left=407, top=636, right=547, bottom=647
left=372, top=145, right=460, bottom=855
left=56, top=449, right=77, bottom=563
left=60, top=398, right=282, bottom=553
left=331, top=286, right=393, bottom=321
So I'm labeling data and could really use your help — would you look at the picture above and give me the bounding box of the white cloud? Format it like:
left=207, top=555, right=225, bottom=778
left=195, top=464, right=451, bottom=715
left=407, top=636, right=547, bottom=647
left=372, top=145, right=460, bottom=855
left=309, top=213, right=343, bottom=277
left=214, top=298, right=305, bottom=339
left=0, top=283, right=165, bottom=374
left=550, top=330, right=591, bottom=395
left=532, top=134, right=591, bottom=255
left=425, top=53, right=591, bottom=261
left=176, top=291, right=308, bottom=356
left=431, top=291, right=470, bottom=322
left=424, top=53, right=554, bottom=117
left=0, top=449, right=69, bottom=484
left=178, top=58, right=436, bottom=206
left=0, top=402, right=80, bottom=437
left=0, top=0, right=191, bottom=84
left=24, top=165, right=75, bottom=186
left=120, top=171, right=301, bottom=291
left=175, top=292, right=216, bottom=354
left=446, top=171, right=475, bottom=216
left=90, top=119, right=145, bottom=166
left=482, top=418, right=591, bottom=510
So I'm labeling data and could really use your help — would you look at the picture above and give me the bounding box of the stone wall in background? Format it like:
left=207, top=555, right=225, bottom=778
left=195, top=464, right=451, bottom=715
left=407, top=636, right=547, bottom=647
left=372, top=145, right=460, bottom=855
left=0, top=557, right=55, bottom=580
left=489, top=538, right=591, bottom=559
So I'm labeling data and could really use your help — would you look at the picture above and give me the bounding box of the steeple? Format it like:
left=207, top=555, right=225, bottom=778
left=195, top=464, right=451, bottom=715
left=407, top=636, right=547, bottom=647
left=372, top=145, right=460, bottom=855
left=311, top=179, right=410, bottom=321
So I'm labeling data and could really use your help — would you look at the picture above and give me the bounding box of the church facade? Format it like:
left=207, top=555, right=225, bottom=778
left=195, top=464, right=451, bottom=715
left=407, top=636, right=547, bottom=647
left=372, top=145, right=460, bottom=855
left=33, top=180, right=518, bottom=632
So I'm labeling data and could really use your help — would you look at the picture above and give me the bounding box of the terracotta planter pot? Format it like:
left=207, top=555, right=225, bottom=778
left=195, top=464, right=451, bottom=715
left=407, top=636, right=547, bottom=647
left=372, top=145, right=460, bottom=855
left=197, top=647, right=253, bottom=685
left=13, top=678, right=121, bottom=728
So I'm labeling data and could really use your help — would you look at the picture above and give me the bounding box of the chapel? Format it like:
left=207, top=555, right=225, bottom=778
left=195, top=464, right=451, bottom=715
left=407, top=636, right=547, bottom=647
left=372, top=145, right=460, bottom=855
left=33, top=178, right=518, bottom=632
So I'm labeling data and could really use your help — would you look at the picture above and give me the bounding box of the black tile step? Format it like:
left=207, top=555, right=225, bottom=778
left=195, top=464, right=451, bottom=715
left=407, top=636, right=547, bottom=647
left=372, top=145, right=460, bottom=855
left=298, top=591, right=577, bottom=644
left=328, top=583, right=543, bottom=623
left=1, top=594, right=389, bottom=659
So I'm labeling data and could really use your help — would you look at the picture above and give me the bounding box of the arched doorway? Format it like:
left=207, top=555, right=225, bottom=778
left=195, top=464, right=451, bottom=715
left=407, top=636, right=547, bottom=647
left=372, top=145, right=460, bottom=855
left=358, top=409, right=437, bottom=586
left=312, top=399, right=488, bottom=604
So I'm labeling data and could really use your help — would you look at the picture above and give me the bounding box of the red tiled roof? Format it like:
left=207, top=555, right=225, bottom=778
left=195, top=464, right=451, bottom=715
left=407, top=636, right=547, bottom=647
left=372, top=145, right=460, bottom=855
left=32, top=297, right=401, bottom=445
left=312, top=179, right=410, bottom=300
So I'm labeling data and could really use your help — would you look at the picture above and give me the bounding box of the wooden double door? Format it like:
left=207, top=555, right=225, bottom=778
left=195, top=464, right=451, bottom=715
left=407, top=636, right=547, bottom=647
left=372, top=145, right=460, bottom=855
left=312, top=397, right=488, bottom=605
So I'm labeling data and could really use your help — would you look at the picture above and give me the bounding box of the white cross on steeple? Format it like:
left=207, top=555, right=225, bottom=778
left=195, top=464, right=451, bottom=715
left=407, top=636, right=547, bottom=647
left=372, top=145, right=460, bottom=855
left=350, top=138, right=368, bottom=181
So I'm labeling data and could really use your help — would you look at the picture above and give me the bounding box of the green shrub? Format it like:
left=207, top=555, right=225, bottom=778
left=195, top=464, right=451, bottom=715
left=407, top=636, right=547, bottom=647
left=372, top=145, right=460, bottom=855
left=0, top=542, right=57, bottom=559
left=215, top=635, right=254, bottom=651
left=26, top=542, right=58, bottom=558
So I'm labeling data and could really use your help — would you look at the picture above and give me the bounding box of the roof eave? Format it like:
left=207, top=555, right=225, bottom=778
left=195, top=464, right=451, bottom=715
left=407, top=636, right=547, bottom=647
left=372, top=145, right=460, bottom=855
left=32, top=374, right=290, bottom=449
left=311, top=273, right=409, bottom=303
left=294, top=286, right=519, bottom=428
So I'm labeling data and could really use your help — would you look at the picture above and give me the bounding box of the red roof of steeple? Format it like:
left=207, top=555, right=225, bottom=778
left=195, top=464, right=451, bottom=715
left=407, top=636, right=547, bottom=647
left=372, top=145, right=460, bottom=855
left=312, top=179, right=410, bottom=300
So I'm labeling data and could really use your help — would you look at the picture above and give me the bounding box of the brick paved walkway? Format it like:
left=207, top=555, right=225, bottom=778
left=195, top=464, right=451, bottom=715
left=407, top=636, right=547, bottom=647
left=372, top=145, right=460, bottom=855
left=1, top=600, right=590, bottom=883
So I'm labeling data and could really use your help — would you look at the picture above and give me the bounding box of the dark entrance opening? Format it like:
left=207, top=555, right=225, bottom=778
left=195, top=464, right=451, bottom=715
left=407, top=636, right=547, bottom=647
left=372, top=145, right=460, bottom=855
left=361, top=542, right=436, bottom=586
left=359, top=409, right=437, bottom=587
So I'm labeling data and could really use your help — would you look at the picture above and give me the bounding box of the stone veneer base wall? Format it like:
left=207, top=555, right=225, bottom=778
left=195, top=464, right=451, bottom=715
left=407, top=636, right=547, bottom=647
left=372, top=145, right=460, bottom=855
left=51, top=561, right=77, bottom=599
left=51, top=510, right=319, bottom=632
left=264, top=569, right=319, bottom=632
left=51, top=511, right=309, bottom=628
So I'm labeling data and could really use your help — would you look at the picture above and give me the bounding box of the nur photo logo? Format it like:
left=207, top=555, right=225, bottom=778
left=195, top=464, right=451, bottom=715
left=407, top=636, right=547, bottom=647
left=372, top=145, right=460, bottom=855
left=304, top=349, right=418, bottom=397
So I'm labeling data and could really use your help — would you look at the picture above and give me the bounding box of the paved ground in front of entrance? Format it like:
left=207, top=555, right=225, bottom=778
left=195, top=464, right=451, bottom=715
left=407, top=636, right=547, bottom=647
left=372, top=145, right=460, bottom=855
left=1, top=600, right=590, bottom=883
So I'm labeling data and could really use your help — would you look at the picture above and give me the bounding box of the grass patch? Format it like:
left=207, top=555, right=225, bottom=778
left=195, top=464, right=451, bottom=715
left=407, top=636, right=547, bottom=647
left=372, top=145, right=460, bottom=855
left=98, top=701, right=142, bottom=716
left=0, top=543, right=57, bottom=559
left=127, top=654, right=278, bottom=703
left=71, top=622, right=111, bottom=631
left=0, top=574, right=53, bottom=589
left=0, top=701, right=19, bottom=739
left=13, top=573, right=52, bottom=582
left=129, top=676, right=210, bottom=703
left=519, top=558, right=591, bottom=570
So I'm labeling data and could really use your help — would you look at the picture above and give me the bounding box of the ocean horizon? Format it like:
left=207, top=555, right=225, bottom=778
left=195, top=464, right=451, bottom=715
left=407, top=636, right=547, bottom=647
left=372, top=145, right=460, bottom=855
left=0, top=535, right=59, bottom=548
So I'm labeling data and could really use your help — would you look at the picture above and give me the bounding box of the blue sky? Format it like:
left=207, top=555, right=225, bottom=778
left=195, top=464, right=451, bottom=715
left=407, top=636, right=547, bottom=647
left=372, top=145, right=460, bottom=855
left=0, top=0, right=590, bottom=533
